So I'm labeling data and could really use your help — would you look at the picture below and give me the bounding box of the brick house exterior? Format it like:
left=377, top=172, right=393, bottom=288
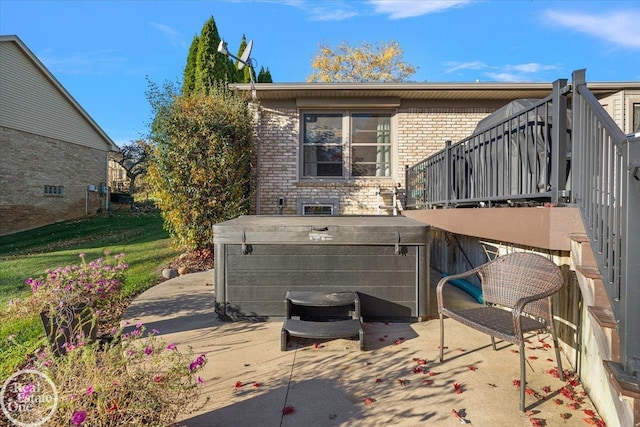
left=0, top=35, right=118, bottom=235
left=233, top=82, right=638, bottom=217
left=230, top=83, right=640, bottom=217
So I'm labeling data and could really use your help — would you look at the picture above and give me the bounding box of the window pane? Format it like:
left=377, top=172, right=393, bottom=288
left=634, top=103, right=640, bottom=132
left=303, top=205, right=333, bottom=215
left=303, top=146, right=343, bottom=177
left=303, top=114, right=342, bottom=145
left=303, top=114, right=344, bottom=177
left=351, top=114, right=391, bottom=177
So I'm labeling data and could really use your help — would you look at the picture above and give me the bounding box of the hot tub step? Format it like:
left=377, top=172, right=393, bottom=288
left=281, top=319, right=364, bottom=351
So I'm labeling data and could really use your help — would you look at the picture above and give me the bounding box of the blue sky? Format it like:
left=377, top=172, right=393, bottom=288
left=1, top=0, right=639, bottom=146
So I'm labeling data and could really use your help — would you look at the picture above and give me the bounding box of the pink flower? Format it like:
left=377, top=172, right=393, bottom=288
left=197, top=376, right=204, bottom=384
left=136, top=322, right=143, bottom=328
left=71, top=410, right=87, bottom=426
left=86, top=386, right=94, bottom=395
left=166, top=343, right=177, bottom=351
left=144, top=347, right=153, bottom=355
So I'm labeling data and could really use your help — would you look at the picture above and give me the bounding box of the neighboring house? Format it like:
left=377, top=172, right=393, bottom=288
left=232, top=81, right=639, bottom=216
left=108, top=157, right=130, bottom=193
left=0, top=35, right=118, bottom=235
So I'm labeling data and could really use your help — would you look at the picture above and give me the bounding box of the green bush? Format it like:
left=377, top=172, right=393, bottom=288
left=148, top=83, right=254, bottom=249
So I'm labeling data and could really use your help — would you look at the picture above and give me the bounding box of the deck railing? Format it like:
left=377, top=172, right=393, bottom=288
left=405, top=68, right=639, bottom=382
left=405, top=79, right=569, bottom=209
left=571, top=69, right=640, bottom=377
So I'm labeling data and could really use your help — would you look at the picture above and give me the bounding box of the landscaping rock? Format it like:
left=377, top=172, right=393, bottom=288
left=162, top=268, right=178, bottom=279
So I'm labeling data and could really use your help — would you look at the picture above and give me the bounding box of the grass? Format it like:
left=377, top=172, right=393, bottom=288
left=0, top=211, right=182, bottom=381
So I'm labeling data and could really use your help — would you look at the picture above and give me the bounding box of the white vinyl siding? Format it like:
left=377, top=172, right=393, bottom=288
left=0, top=40, right=111, bottom=152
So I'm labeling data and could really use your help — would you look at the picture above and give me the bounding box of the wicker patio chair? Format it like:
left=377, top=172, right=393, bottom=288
left=437, top=252, right=565, bottom=411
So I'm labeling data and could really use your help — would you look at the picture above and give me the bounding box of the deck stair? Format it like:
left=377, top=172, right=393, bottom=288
left=281, top=291, right=364, bottom=351
left=569, top=234, right=639, bottom=427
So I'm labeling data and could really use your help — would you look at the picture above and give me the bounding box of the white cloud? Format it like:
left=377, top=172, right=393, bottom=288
left=368, top=0, right=472, bottom=19
left=149, top=22, right=185, bottom=47
left=307, top=6, right=359, bottom=21
left=544, top=10, right=640, bottom=49
left=444, top=61, right=487, bottom=74
left=39, top=49, right=126, bottom=75
left=484, top=63, right=559, bottom=82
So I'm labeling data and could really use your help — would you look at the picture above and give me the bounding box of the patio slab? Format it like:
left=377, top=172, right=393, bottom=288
left=123, top=269, right=603, bottom=427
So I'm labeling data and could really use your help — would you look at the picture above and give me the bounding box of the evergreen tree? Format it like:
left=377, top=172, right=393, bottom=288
left=194, top=16, right=235, bottom=93
left=257, top=67, right=272, bottom=83
left=182, top=35, right=199, bottom=94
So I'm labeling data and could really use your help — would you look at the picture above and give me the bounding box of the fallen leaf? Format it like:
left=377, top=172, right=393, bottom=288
left=375, top=378, right=382, bottom=383
left=583, top=418, right=597, bottom=425
left=412, top=366, right=424, bottom=374
left=422, top=379, right=433, bottom=385
left=568, top=402, right=581, bottom=410
left=282, top=406, right=295, bottom=415
left=510, top=349, right=520, bottom=354
left=583, top=409, right=596, bottom=417
left=553, top=399, right=564, bottom=406
left=451, top=409, right=471, bottom=424
left=528, top=355, right=539, bottom=360
left=234, top=381, right=243, bottom=388
left=398, top=379, right=406, bottom=387
left=560, top=413, right=572, bottom=420
left=253, top=382, right=260, bottom=388
left=513, top=379, right=521, bottom=388
left=313, top=343, right=319, bottom=349
left=457, top=347, right=466, bottom=352
left=364, top=396, right=375, bottom=405
left=413, top=358, right=428, bottom=365
left=487, top=383, right=497, bottom=388
left=542, top=386, right=552, bottom=393
left=453, top=383, right=464, bottom=394
left=530, top=417, right=545, bottom=426
left=468, top=365, right=478, bottom=371
left=427, top=371, right=437, bottom=376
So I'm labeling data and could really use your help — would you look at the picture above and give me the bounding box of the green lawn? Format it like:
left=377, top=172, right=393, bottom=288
left=0, top=212, right=182, bottom=380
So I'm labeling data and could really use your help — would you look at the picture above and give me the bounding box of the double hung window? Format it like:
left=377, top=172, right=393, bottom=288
left=301, top=112, right=392, bottom=179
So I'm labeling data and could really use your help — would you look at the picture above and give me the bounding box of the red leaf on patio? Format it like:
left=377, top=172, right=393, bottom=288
left=542, top=386, right=552, bottom=393
left=513, top=379, right=521, bottom=388
left=453, top=383, right=464, bottom=394
left=394, top=337, right=405, bottom=345
left=313, top=343, right=319, bottom=349
left=569, top=379, right=580, bottom=387
left=583, top=409, right=596, bottom=417
left=451, top=409, right=470, bottom=424
left=583, top=418, right=597, bottom=425
left=553, top=398, right=564, bottom=406
left=413, top=358, right=427, bottom=365
left=568, top=402, right=581, bottom=410
left=528, top=356, right=539, bottom=360
left=422, top=379, right=433, bottom=385
left=398, top=379, right=406, bottom=387
left=543, top=343, right=552, bottom=349
left=375, top=378, right=382, bottom=383
left=427, top=371, right=437, bottom=376
left=487, top=383, right=497, bottom=388
left=560, top=413, right=571, bottom=420
left=457, top=347, right=466, bottom=352
left=282, top=406, right=295, bottom=415
left=530, top=418, right=544, bottom=427
left=253, top=382, right=260, bottom=388
left=468, top=365, right=478, bottom=371
left=364, top=396, right=376, bottom=405
left=413, top=366, right=424, bottom=374
left=234, top=381, right=243, bottom=388
left=510, top=349, right=520, bottom=354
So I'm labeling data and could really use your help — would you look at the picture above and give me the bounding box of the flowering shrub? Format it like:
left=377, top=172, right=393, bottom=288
left=24, top=252, right=128, bottom=315
left=34, top=323, right=207, bottom=426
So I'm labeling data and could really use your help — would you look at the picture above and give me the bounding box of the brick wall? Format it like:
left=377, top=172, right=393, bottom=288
left=0, top=126, right=108, bottom=235
left=255, top=105, right=496, bottom=216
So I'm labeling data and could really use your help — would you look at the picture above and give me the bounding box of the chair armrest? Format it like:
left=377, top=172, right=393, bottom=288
left=436, top=266, right=484, bottom=311
left=511, top=289, right=557, bottom=338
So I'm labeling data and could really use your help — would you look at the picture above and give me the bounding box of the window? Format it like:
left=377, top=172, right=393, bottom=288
left=297, top=198, right=340, bottom=215
left=44, top=185, right=64, bottom=196
left=301, top=112, right=392, bottom=179
left=633, top=103, right=640, bottom=133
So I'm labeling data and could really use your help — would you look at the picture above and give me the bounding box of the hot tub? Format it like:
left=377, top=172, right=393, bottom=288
left=212, top=215, right=430, bottom=321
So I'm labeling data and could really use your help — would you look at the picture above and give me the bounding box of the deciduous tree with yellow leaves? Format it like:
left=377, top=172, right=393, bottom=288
left=307, top=40, right=417, bottom=83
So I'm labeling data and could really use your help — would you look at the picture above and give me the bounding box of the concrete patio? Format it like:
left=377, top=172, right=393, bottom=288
left=122, top=270, right=604, bottom=427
